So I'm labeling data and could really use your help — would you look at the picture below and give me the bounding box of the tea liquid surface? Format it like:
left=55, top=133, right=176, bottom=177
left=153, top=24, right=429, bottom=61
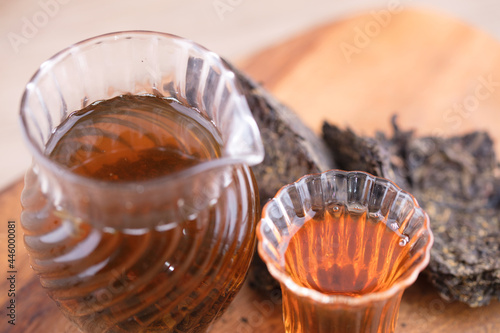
left=46, top=94, right=221, bottom=180
left=284, top=211, right=410, bottom=296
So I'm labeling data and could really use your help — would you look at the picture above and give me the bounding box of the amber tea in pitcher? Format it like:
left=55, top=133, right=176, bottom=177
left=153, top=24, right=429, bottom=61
left=47, top=94, right=220, bottom=180
left=20, top=32, right=264, bottom=333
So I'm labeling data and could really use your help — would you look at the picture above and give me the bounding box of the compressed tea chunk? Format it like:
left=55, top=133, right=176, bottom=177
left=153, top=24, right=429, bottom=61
left=321, top=118, right=411, bottom=191
left=405, top=132, right=500, bottom=307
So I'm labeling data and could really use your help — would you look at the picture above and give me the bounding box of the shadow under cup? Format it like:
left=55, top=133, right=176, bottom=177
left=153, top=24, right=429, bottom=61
left=257, top=170, right=433, bottom=333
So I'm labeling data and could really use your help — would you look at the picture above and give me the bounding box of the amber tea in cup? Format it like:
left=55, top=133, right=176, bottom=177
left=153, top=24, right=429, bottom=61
left=285, top=211, right=411, bottom=296
left=258, top=170, right=433, bottom=333
left=20, top=31, right=264, bottom=333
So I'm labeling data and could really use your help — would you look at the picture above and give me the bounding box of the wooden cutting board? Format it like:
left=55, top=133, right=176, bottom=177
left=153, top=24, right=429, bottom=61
left=1, top=8, right=499, bottom=333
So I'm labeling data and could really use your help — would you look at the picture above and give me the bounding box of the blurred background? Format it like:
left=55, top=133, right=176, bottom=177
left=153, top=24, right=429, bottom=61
left=1, top=0, right=499, bottom=189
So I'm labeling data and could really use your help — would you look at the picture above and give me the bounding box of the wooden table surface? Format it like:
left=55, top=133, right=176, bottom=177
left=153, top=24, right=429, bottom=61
left=1, top=8, right=500, bottom=333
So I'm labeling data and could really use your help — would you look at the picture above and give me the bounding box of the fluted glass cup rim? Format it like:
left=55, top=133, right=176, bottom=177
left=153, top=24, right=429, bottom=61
left=19, top=30, right=265, bottom=192
left=257, top=169, right=434, bottom=306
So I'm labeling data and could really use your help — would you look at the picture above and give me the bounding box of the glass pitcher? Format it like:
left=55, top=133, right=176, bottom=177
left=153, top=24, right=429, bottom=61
left=20, top=31, right=264, bottom=333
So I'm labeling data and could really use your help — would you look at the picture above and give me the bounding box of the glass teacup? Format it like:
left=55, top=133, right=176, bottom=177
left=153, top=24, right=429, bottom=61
left=257, top=170, right=433, bottom=333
